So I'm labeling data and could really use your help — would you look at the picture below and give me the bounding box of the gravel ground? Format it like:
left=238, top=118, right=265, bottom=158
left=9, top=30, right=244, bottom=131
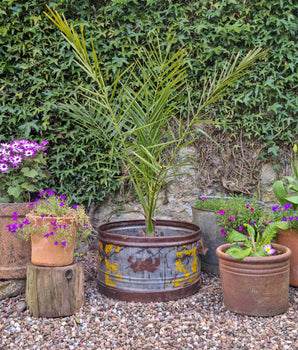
left=0, top=252, right=297, bottom=350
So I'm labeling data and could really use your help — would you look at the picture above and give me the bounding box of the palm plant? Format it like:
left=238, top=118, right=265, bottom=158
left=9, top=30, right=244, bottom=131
left=45, top=6, right=268, bottom=236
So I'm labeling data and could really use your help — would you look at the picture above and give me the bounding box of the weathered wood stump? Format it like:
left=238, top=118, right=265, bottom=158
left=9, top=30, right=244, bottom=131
left=26, top=262, right=84, bottom=318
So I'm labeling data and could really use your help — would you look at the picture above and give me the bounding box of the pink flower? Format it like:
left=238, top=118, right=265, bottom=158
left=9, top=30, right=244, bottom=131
left=229, top=216, right=235, bottom=221
left=220, top=229, right=226, bottom=235
left=219, top=210, right=225, bottom=215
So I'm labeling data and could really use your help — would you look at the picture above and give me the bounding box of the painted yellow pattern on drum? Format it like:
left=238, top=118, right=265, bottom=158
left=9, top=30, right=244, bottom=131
left=104, top=244, right=122, bottom=287
left=169, top=245, right=198, bottom=287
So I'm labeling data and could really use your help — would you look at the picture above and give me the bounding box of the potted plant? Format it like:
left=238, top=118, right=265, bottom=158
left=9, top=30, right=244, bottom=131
left=271, top=144, right=298, bottom=286
left=0, top=139, right=48, bottom=279
left=216, top=221, right=291, bottom=316
left=44, top=7, right=268, bottom=301
left=6, top=190, right=92, bottom=267
left=192, top=195, right=264, bottom=274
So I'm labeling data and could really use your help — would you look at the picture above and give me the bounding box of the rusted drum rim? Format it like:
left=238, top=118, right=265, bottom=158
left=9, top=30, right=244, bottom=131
left=216, top=243, right=292, bottom=263
left=98, top=220, right=201, bottom=247
left=97, top=277, right=202, bottom=302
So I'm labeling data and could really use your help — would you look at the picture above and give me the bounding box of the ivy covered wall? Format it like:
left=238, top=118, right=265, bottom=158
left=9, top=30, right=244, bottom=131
left=0, top=0, right=297, bottom=206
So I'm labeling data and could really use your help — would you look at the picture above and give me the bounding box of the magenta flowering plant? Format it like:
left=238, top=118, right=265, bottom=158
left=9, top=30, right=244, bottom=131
left=195, top=195, right=264, bottom=238
left=0, top=139, right=48, bottom=203
left=269, top=203, right=298, bottom=232
left=225, top=221, right=289, bottom=259
left=6, top=190, right=92, bottom=248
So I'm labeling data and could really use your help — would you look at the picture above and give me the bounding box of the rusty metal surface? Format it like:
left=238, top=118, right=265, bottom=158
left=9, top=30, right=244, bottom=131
left=192, top=206, right=226, bottom=275
left=97, top=277, right=202, bottom=302
left=0, top=203, right=31, bottom=279
left=97, top=220, right=203, bottom=302
left=98, top=220, right=201, bottom=247
left=216, top=243, right=292, bottom=316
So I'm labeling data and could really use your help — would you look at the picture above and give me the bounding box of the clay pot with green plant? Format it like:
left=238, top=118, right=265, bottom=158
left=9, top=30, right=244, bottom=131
left=6, top=190, right=92, bottom=267
left=216, top=221, right=291, bottom=316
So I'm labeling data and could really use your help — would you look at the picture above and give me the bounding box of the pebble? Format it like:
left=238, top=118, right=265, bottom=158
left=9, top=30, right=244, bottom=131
left=0, top=253, right=297, bottom=349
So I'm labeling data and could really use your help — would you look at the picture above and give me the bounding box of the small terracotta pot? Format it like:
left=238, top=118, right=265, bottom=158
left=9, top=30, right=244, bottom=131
left=29, top=215, right=77, bottom=267
left=216, top=243, right=291, bottom=316
left=276, top=229, right=298, bottom=287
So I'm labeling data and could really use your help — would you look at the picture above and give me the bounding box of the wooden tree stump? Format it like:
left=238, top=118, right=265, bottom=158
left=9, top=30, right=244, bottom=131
left=26, top=262, right=84, bottom=318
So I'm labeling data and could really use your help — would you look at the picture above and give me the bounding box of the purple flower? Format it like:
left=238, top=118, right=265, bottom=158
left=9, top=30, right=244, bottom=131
left=61, top=242, right=66, bottom=247
left=282, top=218, right=288, bottom=222
left=48, top=190, right=55, bottom=196
left=238, top=226, right=244, bottom=232
left=220, top=229, right=226, bottom=235
left=288, top=217, right=294, bottom=222
left=219, top=210, right=225, bottom=215
left=60, top=202, right=65, bottom=207
left=284, top=203, right=292, bottom=210
left=272, top=206, right=279, bottom=212
left=250, top=208, right=254, bottom=212
left=54, top=241, right=58, bottom=245
left=264, top=244, right=276, bottom=256
left=229, top=216, right=235, bottom=221
left=246, top=204, right=250, bottom=208
left=61, top=195, right=67, bottom=199
left=201, top=196, right=206, bottom=201
left=73, top=205, right=77, bottom=209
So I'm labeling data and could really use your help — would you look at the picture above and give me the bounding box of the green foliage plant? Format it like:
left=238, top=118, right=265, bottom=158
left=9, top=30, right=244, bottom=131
left=0, top=139, right=48, bottom=203
left=225, top=221, right=289, bottom=259
left=6, top=189, right=92, bottom=247
left=195, top=195, right=264, bottom=238
left=269, top=203, right=298, bottom=232
left=273, top=144, right=298, bottom=210
left=45, top=7, right=268, bottom=236
left=1, top=1, right=296, bottom=207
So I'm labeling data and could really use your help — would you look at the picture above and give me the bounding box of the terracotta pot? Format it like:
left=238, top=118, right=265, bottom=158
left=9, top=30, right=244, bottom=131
left=216, top=243, right=291, bottom=316
left=29, top=215, right=76, bottom=267
left=97, top=220, right=206, bottom=302
left=276, top=229, right=298, bottom=287
left=0, top=202, right=31, bottom=279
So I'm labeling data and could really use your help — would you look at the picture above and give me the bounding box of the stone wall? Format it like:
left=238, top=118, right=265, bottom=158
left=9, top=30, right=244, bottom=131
left=93, top=146, right=282, bottom=228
